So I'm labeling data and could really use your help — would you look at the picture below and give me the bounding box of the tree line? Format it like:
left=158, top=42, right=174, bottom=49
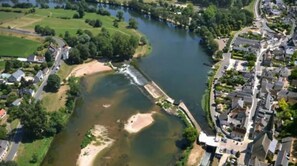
left=120, top=0, right=254, bottom=55
left=34, top=25, right=55, bottom=36
left=64, top=28, right=140, bottom=64
left=178, top=0, right=252, bottom=8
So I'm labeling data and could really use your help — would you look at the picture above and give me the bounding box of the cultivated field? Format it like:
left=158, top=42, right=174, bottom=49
left=0, top=35, right=41, bottom=57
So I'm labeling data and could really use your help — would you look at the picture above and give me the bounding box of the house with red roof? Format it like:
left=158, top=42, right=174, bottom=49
left=0, top=109, right=6, bottom=119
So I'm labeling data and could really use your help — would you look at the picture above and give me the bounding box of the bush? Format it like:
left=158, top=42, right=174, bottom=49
left=80, top=130, right=95, bottom=149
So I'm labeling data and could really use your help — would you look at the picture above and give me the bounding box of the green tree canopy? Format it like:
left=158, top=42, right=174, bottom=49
left=128, top=18, right=138, bottom=29
left=46, top=74, right=61, bottom=92
left=116, top=10, right=124, bottom=21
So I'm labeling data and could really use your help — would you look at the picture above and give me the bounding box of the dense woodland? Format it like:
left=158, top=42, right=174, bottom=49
left=64, top=28, right=139, bottom=63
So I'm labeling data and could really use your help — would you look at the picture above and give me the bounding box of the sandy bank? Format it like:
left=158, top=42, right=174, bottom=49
left=77, top=125, right=113, bottom=166
left=68, top=60, right=112, bottom=78
left=124, top=112, right=155, bottom=133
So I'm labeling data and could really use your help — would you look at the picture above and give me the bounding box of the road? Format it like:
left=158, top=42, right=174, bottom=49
left=5, top=124, right=24, bottom=161
left=1, top=28, right=65, bottom=161
left=209, top=53, right=231, bottom=133
left=35, top=37, right=65, bottom=100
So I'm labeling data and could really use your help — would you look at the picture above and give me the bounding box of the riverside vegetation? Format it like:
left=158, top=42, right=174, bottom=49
left=0, top=1, right=151, bottom=165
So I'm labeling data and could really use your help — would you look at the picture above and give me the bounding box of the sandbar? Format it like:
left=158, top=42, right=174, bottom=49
left=77, top=125, right=113, bottom=166
left=68, top=60, right=112, bottom=78
left=124, top=112, right=155, bottom=133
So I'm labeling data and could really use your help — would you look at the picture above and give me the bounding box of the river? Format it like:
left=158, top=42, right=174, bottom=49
left=2, top=1, right=212, bottom=165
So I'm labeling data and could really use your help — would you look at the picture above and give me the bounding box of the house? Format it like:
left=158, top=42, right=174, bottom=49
left=8, top=69, right=25, bottom=82
left=273, top=79, right=284, bottom=91
left=251, top=133, right=271, bottom=161
left=275, top=150, right=289, bottom=166
left=19, top=88, right=35, bottom=97
left=232, top=37, right=262, bottom=54
left=0, top=109, right=6, bottom=119
left=291, top=79, right=297, bottom=88
left=62, top=45, right=71, bottom=60
left=279, top=67, right=290, bottom=78
left=27, top=55, right=46, bottom=63
left=34, top=70, right=44, bottom=83
left=262, top=50, right=273, bottom=66
left=0, top=140, right=9, bottom=161
left=11, top=98, right=22, bottom=106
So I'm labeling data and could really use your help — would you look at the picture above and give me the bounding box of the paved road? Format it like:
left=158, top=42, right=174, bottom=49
left=1, top=28, right=65, bottom=160
left=5, top=124, right=24, bottom=161
left=209, top=53, right=231, bottom=132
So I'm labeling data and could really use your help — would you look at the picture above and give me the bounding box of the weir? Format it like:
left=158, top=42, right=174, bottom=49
left=120, top=64, right=202, bottom=133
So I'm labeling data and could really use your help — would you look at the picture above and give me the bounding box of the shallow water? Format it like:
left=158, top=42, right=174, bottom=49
left=31, top=2, right=214, bottom=165
left=42, top=73, right=185, bottom=166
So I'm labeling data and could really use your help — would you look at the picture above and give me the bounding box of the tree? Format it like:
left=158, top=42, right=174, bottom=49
left=77, top=44, right=90, bottom=60
left=116, top=10, right=124, bottom=21
left=94, top=19, right=102, bottom=27
left=128, top=18, right=138, bottom=29
left=183, top=127, right=197, bottom=145
left=45, top=51, right=53, bottom=62
left=113, top=20, right=119, bottom=28
left=68, top=48, right=82, bottom=64
left=279, top=98, right=289, bottom=111
left=30, top=153, right=38, bottom=163
left=0, top=161, right=18, bottom=166
left=0, top=126, right=7, bottom=139
left=140, top=36, right=147, bottom=45
left=46, top=74, right=61, bottom=92
left=77, top=8, right=85, bottom=18
left=4, top=61, right=12, bottom=72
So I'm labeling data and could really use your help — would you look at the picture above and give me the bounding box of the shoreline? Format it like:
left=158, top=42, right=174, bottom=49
left=77, top=125, right=113, bottom=166
left=67, top=60, right=112, bottom=79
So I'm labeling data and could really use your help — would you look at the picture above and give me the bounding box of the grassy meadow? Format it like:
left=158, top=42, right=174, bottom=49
left=0, top=8, right=141, bottom=37
left=0, top=11, right=23, bottom=23
left=0, top=35, right=41, bottom=57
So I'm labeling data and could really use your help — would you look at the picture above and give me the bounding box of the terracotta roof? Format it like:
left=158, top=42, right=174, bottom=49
left=0, top=109, right=6, bottom=118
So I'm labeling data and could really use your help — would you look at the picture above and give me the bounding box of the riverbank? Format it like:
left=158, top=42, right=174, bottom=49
left=77, top=125, right=114, bottom=166
left=67, top=60, right=112, bottom=78
left=124, top=112, right=155, bottom=133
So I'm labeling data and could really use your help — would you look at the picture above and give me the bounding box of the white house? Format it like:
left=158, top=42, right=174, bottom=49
left=8, top=69, right=25, bottom=82
left=62, top=45, right=71, bottom=60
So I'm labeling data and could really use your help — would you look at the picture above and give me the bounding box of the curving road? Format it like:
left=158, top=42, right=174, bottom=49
left=1, top=28, right=65, bottom=161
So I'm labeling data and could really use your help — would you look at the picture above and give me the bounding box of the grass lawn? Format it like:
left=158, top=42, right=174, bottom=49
left=1, top=8, right=141, bottom=37
left=0, top=11, right=23, bottom=23
left=0, top=35, right=41, bottom=57
left=244, top=0, right=256, bottom=16
left=42, top=85, right=69, bottom=112
left=16, top=137, right=53, bottom=166
left=57, top=61, right=77, bottom=80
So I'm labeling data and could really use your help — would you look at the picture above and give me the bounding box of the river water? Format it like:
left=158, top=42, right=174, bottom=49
left=1, top=1, right=212, bottom=165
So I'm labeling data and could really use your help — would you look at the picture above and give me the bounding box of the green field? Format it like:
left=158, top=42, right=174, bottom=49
left=0, top=8, right=141, bottom=36
left=0, top=11, right=23, bottom=23
left=0, top=35, right=41, bottom=57
left=16, top=137, right=53, bottom=166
